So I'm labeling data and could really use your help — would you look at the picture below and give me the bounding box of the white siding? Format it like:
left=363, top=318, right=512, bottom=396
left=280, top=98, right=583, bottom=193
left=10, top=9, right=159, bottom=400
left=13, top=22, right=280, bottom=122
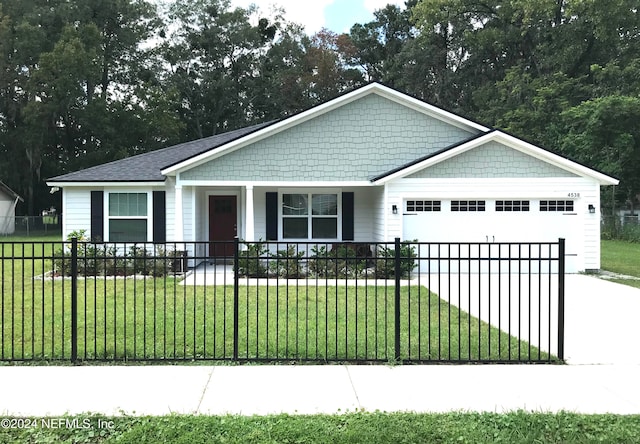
left=371, top=186, right=386, bottom=242
left=387, top=177, right=602, bottom=271
left=182, top=186, right=193, bottom=241
left=62, top=188, right=92, bottom=239
left=0, top=198, right=15, bottom=234
left=165, top=177, right=176, bottom=242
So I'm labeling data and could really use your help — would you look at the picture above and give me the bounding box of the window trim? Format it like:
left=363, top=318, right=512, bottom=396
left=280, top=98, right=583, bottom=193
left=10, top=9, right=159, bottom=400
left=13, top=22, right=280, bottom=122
left=278, top=188, right=342, bottom=241
left=104, top=191, right=152, bottom=242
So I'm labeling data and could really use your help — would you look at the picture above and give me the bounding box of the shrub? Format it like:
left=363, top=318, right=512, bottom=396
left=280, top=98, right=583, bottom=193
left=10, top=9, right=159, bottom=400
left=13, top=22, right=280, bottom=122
left=308, top=244, right=368, bottom=279
left=375, top=241, right=417, bottom=279
left=268, top=245, right=305, bottom=278
left=53, top=230, right=181, bottom=277
left=237, top=241, right=269, bottom=277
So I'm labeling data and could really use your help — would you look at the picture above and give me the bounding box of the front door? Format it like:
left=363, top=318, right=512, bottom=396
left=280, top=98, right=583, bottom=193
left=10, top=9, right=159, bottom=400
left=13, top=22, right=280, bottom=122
left=209, top=195, right=237, bottom=257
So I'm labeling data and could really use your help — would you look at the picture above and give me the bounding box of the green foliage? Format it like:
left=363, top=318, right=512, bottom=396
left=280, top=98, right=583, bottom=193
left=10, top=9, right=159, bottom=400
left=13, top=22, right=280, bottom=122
left=307, top=244, right=369, bottom=279
left=375, top=241, right=418, bottom=279
left=53, top=230, right=182, bottom=277
left=237, top=241, right=269, bottom=277
left=601, top=217, right=640, bottom=244
left=267, top=245, right=305, bottom=278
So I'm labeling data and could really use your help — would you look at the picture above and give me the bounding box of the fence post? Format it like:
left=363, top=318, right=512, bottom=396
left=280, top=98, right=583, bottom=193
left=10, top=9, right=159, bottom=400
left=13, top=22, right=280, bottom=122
left=70, top=237, right=78, bottom=363
left=233, top=237, right=240, bottom=361
left=394, top=237, right=401, bottom=361
left=557, top=238, right=565, bottom=361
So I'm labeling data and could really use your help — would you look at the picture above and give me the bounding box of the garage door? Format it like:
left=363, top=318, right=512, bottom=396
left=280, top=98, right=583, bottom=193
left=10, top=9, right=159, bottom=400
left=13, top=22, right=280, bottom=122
left=402, top=199, right=580, bottom=273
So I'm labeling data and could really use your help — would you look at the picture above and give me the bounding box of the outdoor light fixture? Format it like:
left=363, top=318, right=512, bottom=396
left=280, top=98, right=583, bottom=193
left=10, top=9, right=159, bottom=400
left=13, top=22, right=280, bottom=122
left=588, top=204, right=596, bottom=214
left=392, top=204, right=398, bottom=214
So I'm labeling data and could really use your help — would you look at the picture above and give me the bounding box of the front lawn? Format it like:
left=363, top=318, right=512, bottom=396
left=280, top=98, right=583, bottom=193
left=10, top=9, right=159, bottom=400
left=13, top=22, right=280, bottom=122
left=600, top=240, right=640, bottom=288
left=1, top=412, right=639, bottom=443
left=0, top=237, right=553, bottom=363
left=601, top=240, right=640, bottom=277
left=0, top=281, right=553, bottom=363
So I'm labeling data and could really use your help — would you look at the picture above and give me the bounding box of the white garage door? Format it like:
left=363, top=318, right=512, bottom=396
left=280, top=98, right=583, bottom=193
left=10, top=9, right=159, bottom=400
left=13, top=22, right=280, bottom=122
left=402, top=199, right=581, bottom=273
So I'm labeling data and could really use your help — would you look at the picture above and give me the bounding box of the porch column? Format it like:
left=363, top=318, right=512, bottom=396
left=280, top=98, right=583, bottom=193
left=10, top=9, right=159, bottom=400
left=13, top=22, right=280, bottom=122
left=174, top=185, right=184, bottom=242
left=245, top=185, right=255, bottom=241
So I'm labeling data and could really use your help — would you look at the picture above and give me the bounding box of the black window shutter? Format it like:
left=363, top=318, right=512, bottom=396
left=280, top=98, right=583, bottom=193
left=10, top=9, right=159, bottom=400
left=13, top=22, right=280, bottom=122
left=342, top=192, right=355, bottom=241
left=265, top=192, right=278, bottom=240
left=90, top=191, right=104, bottom=242
left=153, top=191, right=166, bottom=243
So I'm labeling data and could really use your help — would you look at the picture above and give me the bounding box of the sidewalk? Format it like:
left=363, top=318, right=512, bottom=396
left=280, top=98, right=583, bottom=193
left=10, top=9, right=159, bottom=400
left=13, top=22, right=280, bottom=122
left=1, top=274, right=639, bottom=417
left=1, top=364, right=640, bottom=416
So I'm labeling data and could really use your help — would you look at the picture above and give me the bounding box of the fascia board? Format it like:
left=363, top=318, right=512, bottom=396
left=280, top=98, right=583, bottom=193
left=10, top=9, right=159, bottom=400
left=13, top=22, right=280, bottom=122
left=45, top=181, right=166, bottom=188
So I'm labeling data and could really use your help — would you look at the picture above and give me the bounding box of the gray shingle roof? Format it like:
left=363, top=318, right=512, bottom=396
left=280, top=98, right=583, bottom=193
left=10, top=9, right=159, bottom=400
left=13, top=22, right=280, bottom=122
left=47, top=121, right=276, bottom=183
left=0, top=180, right=23, bottom=201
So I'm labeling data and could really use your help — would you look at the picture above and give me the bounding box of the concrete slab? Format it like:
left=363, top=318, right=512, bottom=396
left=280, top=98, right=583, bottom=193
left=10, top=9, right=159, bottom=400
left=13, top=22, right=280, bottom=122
left=0, top=366, right=213, bottom=416
left=347, top=364, right=640, bottom=414
left=564, top=275, right=640, bottom=364
left=198, top=365, right=360, bottom=415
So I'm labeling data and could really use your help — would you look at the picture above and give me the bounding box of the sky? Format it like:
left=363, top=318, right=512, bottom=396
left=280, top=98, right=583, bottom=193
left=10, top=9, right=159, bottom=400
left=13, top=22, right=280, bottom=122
left=230, top=0, right=407, bottom=34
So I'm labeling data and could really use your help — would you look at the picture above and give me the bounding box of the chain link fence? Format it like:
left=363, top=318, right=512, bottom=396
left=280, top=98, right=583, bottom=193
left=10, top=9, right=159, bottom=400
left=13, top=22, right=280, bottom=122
left=601, top=214, right=640, bottom=243
left=0, top=215, right=62, bottom=237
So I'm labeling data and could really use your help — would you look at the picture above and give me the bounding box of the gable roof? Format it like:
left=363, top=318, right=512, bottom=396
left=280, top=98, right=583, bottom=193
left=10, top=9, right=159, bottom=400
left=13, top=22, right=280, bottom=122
left=0, top=181, right=23, bottom=201
left=372, top=130, right=620, bottom=185
left=46, top=82, right=618, bottom=187
left=47, top=121, right=276, bottom=183
left=160, top=83, right=489, bottom=176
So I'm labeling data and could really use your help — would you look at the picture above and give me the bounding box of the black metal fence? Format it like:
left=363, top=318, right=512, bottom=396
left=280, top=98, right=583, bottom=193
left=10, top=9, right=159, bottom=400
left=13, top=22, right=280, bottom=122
left=0, top=238, right=565, bottom=364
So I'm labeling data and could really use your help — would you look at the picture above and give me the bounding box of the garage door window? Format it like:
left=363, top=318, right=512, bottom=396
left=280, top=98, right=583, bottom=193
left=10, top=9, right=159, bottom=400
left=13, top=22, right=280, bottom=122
left=451, top=200, right=485, bottom=212
left=496, top=200, right=530, bottom=212
left=406, top=200, right=441, bottom=212
left=540, top=200, right=574, bottom=212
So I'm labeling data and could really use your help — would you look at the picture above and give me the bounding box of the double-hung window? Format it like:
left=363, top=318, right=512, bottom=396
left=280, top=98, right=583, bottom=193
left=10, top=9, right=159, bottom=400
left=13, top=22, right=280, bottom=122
left=108, top=193, right=148, bottom=242
left=282, top=192, right=339, bottom=240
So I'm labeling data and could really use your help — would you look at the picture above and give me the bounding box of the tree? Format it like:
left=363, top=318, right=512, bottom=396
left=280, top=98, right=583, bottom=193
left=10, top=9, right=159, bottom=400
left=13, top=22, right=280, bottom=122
left=560, top=96, right=640, bottom=213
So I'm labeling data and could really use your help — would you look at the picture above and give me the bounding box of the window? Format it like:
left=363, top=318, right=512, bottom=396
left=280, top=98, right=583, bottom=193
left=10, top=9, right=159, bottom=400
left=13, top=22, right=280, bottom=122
left=496, top=200, right=530, bottom=212
left=406, top=200, right=441, bottom=212
left=282, top=193, right=338, bottom=239
left=451, top=200, right=485, bottom=212
left=108, top=193, right=148, bottom=242
left=540, top=200, right=574, bottom=212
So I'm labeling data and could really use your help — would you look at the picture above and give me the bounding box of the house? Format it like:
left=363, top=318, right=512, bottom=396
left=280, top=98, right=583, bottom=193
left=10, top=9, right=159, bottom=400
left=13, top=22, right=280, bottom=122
left=0, top=181, right=23, bottom=235
left=46, top=83, right=619, bottom=272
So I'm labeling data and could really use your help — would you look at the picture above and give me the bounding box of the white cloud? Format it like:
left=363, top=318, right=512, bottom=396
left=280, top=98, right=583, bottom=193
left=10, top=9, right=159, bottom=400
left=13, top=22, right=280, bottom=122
left=230, top=0, right=335, bottom=34
left=362, top=0, right=406, bottom=13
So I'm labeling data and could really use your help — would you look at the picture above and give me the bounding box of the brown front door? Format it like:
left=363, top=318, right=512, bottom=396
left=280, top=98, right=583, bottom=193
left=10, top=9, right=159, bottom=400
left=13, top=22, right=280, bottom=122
left=209, top=195, right=237, bottom=257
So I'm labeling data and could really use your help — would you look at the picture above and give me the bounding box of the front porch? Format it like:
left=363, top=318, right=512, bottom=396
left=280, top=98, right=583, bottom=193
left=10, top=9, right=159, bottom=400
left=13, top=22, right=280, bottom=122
left=172, top=184, right=391, bottom=262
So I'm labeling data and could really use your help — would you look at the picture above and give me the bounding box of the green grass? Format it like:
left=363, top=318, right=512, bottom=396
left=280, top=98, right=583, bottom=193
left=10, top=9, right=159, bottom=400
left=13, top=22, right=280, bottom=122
left=1, top=237, right=552, bottom=363
left=1, top=412, right=639, bottom=443
left=0, top=281, right=551, bottom=363
left=600, top=240, right=640, bottom=288
left=601, top=240, right=640, bottom=278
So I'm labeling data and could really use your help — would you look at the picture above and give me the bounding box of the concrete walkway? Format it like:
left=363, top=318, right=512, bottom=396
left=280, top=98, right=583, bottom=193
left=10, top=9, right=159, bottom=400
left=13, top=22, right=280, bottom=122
left=1, top=275, right=639, bottom=417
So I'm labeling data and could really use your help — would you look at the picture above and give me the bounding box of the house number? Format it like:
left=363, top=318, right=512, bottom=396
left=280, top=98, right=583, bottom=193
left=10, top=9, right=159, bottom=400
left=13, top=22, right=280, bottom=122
left=567, top=193, right=580, bottom=198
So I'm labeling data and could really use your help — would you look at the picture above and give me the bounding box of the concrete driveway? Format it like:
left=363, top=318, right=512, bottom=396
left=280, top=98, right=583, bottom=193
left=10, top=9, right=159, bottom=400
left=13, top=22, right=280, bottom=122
left=423, top=273, right=640, bottom=365
left=563, top=275, right=640, bottom=364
